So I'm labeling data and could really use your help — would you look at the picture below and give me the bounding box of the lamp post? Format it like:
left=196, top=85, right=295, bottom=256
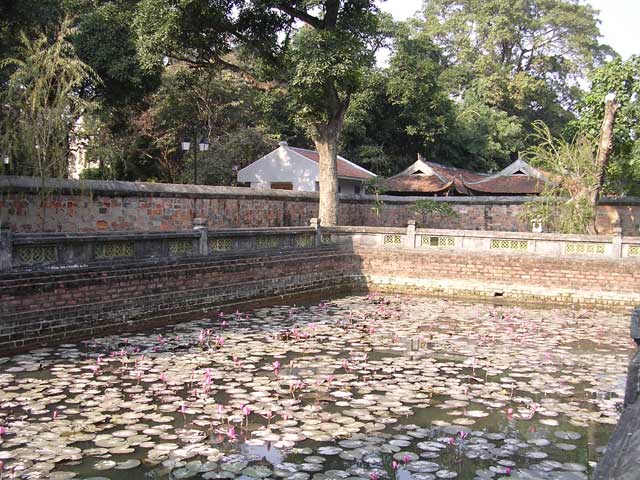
left=181, top=136, right=210, bottom=184
left=2, top=155, right=9, bottom=175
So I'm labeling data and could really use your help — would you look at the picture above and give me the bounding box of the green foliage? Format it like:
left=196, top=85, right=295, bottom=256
left=568, top=56, right=640, bottom=195
left=285, top=5, right=383, bottom=137
left=0, top=17, right=98, bottom=180
left=179, top=128, right=274, bottom=186
left=408, top=0, right=610, bottom=171
left=421, top=0, right=608, bottom=87
left=410, top=200, right=459, bottom=226
left=437, top=96, right=525, bottom=172
left=521, top=122, right=598, bottom=234
left=364, top=176, right=387, bottom=218
left=0, top=0, right=621, bottom=194
left=85, top=65, right=273, bottom=183
left=341, top=29, right=452, bottom=175
left=340, top=71, right=414, bottom=176
left=74, top=1, right=161, bottom=108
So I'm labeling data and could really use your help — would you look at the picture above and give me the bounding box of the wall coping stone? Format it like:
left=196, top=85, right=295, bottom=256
left=11, top=226, right=316, bottom=245
left=351, top=244, right=639, bottom=264
left=12, top=231, right=201, bottom=245
left=327, top=225, right=622, bottom=242
left=3, top=175, right=640, bottom=205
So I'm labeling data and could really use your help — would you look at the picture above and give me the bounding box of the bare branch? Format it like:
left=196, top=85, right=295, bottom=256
left=273, top=3, right=323, bottom=29
left=213, top=56, right=287, bottom=92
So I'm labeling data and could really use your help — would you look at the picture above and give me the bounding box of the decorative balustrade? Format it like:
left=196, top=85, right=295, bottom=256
left=321, top=221, right=640, bottom=260
left=2, top=218, right=639, bottom=272
left=0, top=220, right=321, bottom=271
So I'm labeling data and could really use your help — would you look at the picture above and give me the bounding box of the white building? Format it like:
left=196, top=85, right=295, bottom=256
left=237, top=142, right=376, bottom=194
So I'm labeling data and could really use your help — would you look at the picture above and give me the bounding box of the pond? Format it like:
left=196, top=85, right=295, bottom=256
left=0, top=294, right=635, bottom=480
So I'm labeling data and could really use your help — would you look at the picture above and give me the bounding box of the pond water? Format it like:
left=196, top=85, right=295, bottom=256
left=0, top=294, right=635, bottom=480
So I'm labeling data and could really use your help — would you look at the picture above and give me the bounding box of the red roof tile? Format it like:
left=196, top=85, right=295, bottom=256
left=384, top=158, right=546, bottom=195
left=289, top=147, right=375, bottom=181
left=423, top=162, right=487, bottom=183
left=463, top=175, right=546, bottom=195
left=383, top=175, right=453, bottom=194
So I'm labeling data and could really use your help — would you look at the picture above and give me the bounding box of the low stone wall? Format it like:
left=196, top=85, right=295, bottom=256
left=2, top=175, right=640, bottom=234
left=1, top=223, right=320, bottom=272
left=325, top=224, right=640, bottom=260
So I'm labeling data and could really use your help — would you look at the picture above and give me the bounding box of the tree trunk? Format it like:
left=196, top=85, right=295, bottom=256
left=314, top=128, right=340, bottom=226
left=590, top=95, right=620, bottom=233
left=313, top=95, right=347, bottom=226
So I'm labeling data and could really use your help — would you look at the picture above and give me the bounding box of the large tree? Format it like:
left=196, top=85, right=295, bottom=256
left=420, top=0, right=608, bottom=93
left=568, top=56, right=640, bottom=195
left=134, top=0, right=385, bottom=225
left=409, top=0, right=611, bottom=169
left=340, top=30, right=453, bottom=175
left=0, top=17, right=98, bottom=179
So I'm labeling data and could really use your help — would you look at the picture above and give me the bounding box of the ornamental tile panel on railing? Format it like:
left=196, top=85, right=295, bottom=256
left=95, top=241, right=135, bottom=259
left=14, top=245, right=57, bottom=265
left=256, top=237, right=279, bottom=249
left=490, top=239, right=529, bottom=251
left=295, top=234, right=314, bottom=247
left=421, top=235, right=456, bottom=248
left=209, top=238, right=233, bottom=251
left=383, top=234, right=402, bottom=246
left=168, top=239, right=194, bottom=256
left=565, top=242, right=607, bottom=255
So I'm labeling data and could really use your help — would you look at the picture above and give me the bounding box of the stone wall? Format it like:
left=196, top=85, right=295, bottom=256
left=2, top=176, right=640, bottom=234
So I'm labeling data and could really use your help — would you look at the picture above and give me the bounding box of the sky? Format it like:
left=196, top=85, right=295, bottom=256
left=378, top=0, right=640, bottom=59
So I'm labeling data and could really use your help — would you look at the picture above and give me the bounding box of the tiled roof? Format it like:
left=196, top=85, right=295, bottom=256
left=463, top=175, right=546, bottom=195
left=423, top=161, right=487, bottom=183
left=384, top=175, right=453, bottom=194
left=383, top=158, right=546, bottom=196
left=289, top=147, right=375, bottom=181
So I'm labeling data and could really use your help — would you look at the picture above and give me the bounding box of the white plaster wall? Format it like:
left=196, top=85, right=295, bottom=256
left=338, top=179, right=364, bottom=195
left=238, top=146, right=319, bottom=191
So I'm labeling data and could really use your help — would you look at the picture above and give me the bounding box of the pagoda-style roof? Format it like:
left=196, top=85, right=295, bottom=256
left=460, top=159, right=546, bottom=195
left=384, top=158, right=546, bottom=196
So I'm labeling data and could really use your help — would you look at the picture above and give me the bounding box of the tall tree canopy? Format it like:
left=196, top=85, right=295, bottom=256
left=569, top=55, right=640, bottom=195
left=0, top=17, right=98, bottom=180
left=420, top=0, right=608, bottom=94
left=2, top=0, right=634, bottom=205
left=134, top=0, right=386, bottom=225
left=380, top=0, right=612, bottom=171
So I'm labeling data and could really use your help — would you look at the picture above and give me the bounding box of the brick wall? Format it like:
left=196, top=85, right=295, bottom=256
left=2, top=176, right=639, bottom=234
left=0, top=247, right=359, bottom=352
left=2, top=239, right=639, bottom=353
left=356, top=247, right=640, bottom=306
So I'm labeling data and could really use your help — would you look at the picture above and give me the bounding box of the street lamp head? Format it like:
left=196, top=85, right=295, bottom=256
left=3, top=155, right=8, bottom=165
left=198, top=137, right=210, bottom=152
left=181, top=139, right=191, bottom=151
